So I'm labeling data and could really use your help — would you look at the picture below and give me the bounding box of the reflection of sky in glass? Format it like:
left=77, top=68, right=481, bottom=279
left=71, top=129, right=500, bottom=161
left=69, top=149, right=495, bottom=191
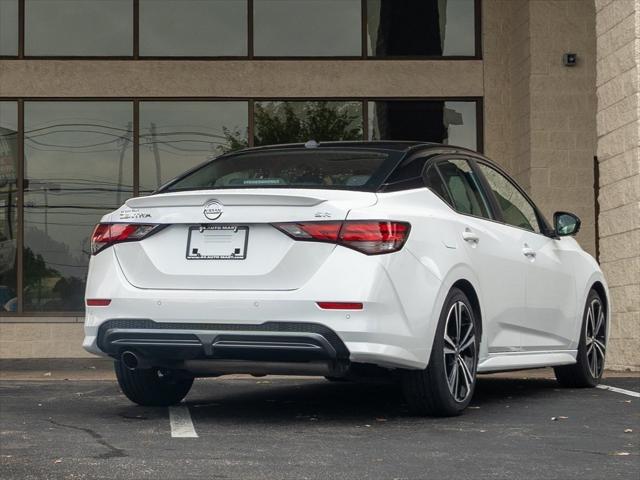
left=25, top=0, right=132, bottom=56
left=23, top=102, right=133, bottom=310
left=254, top=0, right=361, bottom=56
left=139, top=0, right=247, bottom=56
left=139, top=102, right=248, bottom=193
left=444, top=101, right=477, bottom=149
left=442, top=0, right=476, bottom=56
left=0, top=0, right=18, bottom=56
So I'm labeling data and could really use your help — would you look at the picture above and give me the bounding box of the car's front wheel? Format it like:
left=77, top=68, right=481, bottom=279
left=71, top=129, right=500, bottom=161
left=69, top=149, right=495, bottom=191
left=114, top=361, right=194, bottom=406
left=402, top=288, right=479, bottom=416
left=554, top=289, right=606, bottom=388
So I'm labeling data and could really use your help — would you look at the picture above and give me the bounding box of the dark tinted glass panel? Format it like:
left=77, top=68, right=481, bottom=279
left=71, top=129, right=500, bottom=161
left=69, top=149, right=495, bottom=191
left=437, top=159, right=491, bottom=218
left=24, top=102, right=133, bottom=311
left=254, top=101, right=363, bottom=146
left=424, top=164, right=451, bottom=204
left=140, top=0, right=247, bottom=56
left=477, top=163, right=540, bottom=232
left=254, top=0, right=361, bottom=56
left=0, top=102, right=18, bottom=312
left=25, top=0, right=133, bottom=56
left=368, top=100, right=477, bottom=150
left=164, top=149, right=397, bottom=192
left=0, top=0, right=18, bottom=56
left=367, top=0, right=475, bottom=57
left=139, top=102, right=248, bottom=194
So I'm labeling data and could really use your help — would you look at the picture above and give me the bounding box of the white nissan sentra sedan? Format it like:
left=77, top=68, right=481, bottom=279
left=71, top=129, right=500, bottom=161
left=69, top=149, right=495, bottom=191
left=83, top=141, right=609, bottom=416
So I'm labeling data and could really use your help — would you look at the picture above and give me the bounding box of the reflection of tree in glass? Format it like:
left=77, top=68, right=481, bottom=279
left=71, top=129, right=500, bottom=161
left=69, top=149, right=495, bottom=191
left=220, top=102, right=362, bottom=152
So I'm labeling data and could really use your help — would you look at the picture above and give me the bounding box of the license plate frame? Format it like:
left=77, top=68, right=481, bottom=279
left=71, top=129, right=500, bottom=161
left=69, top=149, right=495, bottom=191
left=186, top=225, right=249, bottom=260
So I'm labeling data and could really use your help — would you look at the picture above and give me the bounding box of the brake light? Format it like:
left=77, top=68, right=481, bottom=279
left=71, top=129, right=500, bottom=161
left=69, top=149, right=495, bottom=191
left=273, top=220, right=410, bottom=255
left=90, top=223, right=160, bottom=255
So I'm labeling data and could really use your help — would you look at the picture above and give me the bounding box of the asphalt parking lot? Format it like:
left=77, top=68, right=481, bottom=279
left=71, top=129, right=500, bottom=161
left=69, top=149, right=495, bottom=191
left=0, top=361, right=638, bottom=480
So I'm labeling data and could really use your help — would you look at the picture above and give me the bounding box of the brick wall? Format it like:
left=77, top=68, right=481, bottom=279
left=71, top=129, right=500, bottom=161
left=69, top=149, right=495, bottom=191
left=595, top=0, right=640, bottom=371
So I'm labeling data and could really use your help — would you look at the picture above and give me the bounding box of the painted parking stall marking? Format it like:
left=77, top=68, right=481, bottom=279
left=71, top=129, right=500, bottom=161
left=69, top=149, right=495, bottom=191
left=169, top=405, right=198, bottom=438
left=597, top=384, right=640, bottom=398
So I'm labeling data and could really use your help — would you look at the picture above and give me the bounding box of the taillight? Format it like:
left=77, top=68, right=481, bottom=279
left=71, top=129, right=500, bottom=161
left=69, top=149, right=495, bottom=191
left=273, top=220, right=410, bottom=255
left=90, top=223, right=161, bottom=255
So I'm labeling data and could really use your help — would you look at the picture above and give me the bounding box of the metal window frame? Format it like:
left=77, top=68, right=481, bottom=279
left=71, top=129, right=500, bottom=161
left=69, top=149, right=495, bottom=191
left=0, top=0, right=483, bottom=61
left=0, top=96, right=482, bottom=317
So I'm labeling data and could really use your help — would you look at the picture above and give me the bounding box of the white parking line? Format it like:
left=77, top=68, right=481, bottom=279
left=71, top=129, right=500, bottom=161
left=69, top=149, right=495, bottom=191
left=597, top=384, right=640, bottom=398
left=169, top=405, right=199, bottom=438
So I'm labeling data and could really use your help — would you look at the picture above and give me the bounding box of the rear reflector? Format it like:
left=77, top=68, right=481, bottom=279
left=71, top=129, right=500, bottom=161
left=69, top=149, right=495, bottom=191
left=91, top=223, right=162, bottom=255
left=273, top=220, right=410, bottom=255
left=317, top=302, right=363, bottom=310
left=86, top=299, right=111, bottom=306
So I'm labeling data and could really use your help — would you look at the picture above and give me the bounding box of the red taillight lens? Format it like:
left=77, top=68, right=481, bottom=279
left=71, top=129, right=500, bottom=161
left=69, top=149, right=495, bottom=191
left=273, top=221, right=410, bottom=255
left=91, top=223, right=160, bottom=255
left=86, top=298, right=111, bottom=306
left=317, top=302, right=363, bottom=310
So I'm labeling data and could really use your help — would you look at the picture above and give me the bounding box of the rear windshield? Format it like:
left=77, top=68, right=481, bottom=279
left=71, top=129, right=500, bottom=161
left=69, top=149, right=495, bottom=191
left=161, top=149, right=401, bottom=193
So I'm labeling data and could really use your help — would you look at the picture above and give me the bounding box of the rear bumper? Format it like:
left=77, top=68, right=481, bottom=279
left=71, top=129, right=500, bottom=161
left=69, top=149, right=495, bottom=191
left=96, top=319, right=348, bottom=363
left=84, top=246, right=444, bottom=370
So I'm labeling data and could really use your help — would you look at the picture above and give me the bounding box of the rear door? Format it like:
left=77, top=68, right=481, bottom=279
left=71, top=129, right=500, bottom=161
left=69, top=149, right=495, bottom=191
left=475, top=162, right=576, bottom=351
left=428, top=157, right=526, bottom=354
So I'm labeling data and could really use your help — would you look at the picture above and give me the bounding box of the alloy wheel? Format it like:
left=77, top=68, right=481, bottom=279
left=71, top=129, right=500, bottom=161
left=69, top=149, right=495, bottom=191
left=443, top=301, right=477, bottom=403
left=585, top=299, right=606, bottom=378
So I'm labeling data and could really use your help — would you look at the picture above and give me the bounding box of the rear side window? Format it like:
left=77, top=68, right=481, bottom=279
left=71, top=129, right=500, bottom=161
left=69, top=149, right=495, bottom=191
left=435, top=159, right=492, bottom=219
left=424, top=165, right=452, bottom=204
left=162, top=149, right=400, bottom=192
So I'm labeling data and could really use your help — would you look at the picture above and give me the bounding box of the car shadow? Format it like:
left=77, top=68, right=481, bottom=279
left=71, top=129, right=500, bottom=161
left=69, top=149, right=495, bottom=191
left=183, top=375, right=562, bottom=425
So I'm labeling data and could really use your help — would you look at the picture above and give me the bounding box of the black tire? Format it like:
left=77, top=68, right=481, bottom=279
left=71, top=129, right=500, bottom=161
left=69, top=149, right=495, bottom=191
left=114, top=361, right=194, bottom=406
left=402, top=288, right=479, bottom=417
left=554, top=289, right=606, bottom=388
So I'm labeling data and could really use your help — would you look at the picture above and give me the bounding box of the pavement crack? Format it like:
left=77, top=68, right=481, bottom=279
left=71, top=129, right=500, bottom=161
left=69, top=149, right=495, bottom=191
left=47, top=419, right=128, bottom=459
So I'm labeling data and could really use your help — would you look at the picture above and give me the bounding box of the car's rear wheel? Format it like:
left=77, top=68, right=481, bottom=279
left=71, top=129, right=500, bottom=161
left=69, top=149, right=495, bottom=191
left=402, top=287, right=479, bottom=416
left=114, top=361, right=194, bottom=406
left=554, top=289, right=606, bottom=388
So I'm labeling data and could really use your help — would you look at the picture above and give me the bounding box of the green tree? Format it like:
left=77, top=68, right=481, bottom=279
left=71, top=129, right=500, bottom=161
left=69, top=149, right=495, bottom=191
left=219, top=102, right=362, bottom=153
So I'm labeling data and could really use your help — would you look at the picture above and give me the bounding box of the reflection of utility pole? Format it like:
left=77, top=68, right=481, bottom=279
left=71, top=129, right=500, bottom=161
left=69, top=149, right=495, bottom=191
left=117, top=121, right=132, bottom=205
left=150, top=122, right=162, bottom=189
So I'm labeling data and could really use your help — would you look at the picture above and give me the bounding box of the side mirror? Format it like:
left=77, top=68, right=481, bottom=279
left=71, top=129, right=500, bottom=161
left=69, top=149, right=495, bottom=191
left=554, top=211, right=581, bottom=237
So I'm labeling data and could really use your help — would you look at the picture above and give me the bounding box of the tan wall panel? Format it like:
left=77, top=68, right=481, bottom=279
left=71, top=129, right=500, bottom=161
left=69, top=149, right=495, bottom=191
left=0, top=323, right=92, bottom=359
left=0, top=60, right=483, bottom=98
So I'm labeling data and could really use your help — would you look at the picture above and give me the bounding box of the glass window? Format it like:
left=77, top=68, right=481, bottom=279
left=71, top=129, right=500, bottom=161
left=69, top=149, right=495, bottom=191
left=139, top=102, right=248, bottom=194
left=368, top=100, right=477, bottom=150
left=0, top=102, right=18, bottom=313
left=424, top=164, right=452, bottom=205
left=253, top=101, right=363, bottom=146
left=477, top=163, right=540, bottom=232
left=0, top=0, right=18, bottom=56
left=25, top=0, right=133, bottom=56
left=367, top=0, right=476, bottom=57
left=24, top=102, right=133, bottom=311
left=164, top=149, right=399, bottom=193
left=139, top=0, right=247, bottom=57
left=436, top=159, right=491, bottom=218
left=254, top=0, right=361, bottom=56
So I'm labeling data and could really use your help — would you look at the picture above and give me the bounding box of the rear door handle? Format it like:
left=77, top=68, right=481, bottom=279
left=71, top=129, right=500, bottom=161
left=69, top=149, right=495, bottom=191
left=522, top=244, right=537, bottom=259
left=462, top=229, right=479, bottom=244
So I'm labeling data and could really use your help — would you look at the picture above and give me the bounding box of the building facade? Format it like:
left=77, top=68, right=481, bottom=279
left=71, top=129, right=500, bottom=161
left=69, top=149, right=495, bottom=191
left=0, top=0, right=637, bottom=370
